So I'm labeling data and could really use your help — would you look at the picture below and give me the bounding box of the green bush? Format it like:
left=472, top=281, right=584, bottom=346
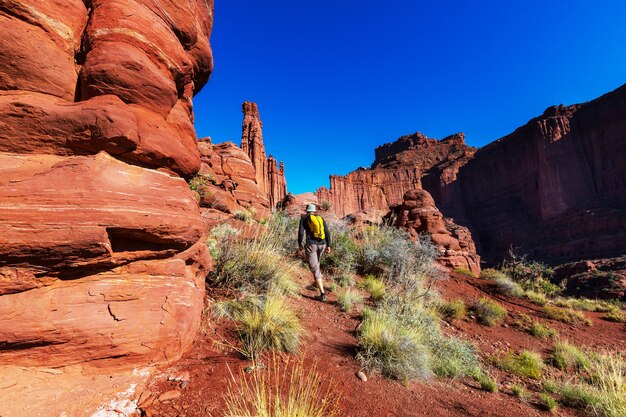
left=523, top=290, right=549, bottom=306
left=188, top=173, right=213, bottom=199
left=215, top=296, right=302, bottom=360
left=336, top=288, right=364, bottom=312
left=499, top=350, right=544, bottom=379
left=334, top=273, right=356, bottom=288
left=321, top=222, right=359, bottom=274
left=472, top=371, right=498, bottom=392
left=320, top=200, right=332, bottom=211
left=473, top=298, right=507, bottom=326
left=234, top=209, right=254, bottom=222
left=480, top=268, right=507, bottom=280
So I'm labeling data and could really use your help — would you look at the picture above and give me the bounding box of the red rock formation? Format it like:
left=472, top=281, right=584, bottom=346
left=197, top=138, right=270, bottom=216
left=443, top=85, right=626, bottom=264
left=392, top=190, right=481, bottom=275
left=0, top=0, right=214, bottom=367
left=241, top=102, right=287, bottom=208
left=553, top=258, right=626, bottom=301
left=316, top=132, right=476, bottom=219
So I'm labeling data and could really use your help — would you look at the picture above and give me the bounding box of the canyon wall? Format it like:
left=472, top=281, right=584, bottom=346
left=445, top=84, right=626, bottom=264
left=315, top=132, right=475, bottom=218
left=0, top=0, right=214, bottom=367
left=241, top=102, right=287, bottom=209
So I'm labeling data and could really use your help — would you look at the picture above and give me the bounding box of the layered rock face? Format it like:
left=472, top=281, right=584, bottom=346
left=446, top=85, right=626, bottom=264
left=316, top=132, right=476, bottom=218
left=392, top=190, right=481, bottom=275
left=0, top=0, right=214, bottom=367
left=197, top=138, right=270, bottom=216
left=241, top=102, right=287, bottom=209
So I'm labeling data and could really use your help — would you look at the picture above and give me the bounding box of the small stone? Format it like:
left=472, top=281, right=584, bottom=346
left=356, top=371, right=367, bottom=382
left=168, top=371, right=191, bottom=383
left=158, top=389, right=181, bottom=402
left=137, top=390, right=154, bottom=408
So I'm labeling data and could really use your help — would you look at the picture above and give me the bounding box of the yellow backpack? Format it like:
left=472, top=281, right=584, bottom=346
left=307, top=214, right=325, bottom=240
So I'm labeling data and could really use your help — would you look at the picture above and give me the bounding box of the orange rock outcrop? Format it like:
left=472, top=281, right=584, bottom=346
left=0, top=0, right=214, bottom=367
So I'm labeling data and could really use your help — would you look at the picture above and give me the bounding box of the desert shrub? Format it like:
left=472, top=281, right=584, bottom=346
left=473, top=298, right=507, bottom=326
left=523, top=290, right=549, bottom=306
left=551, top=340, right=591, bottom=372
left=336, top=288, right=364, bottom=312
left=540, top=393, right=558, bottom=412
left=434, top=299, right=467, bottom=321
left=543, top=305, right=592, bottom=326
left=480, top=268, right=507, bottom=280
left=429, top=336, right=480, bottom=379
left=357, top=226, right=440, bottom=294
left=264, top=212, right=301, bottom=254
left=219, top=357, right=340, bottom=417
left=320, top=200, right=332, bottom=211
left=357, top=305, right=433, bottom=381
left=472, top=371, right=498, bottom=392
left=511, top=383, right=529, bottom=400
left=215, top=296, right=302, bottom=360
left=207, top=223, right=241, bottom=258
left=498, top=350, right=544, bottom=379
left=320, top=220, right=359, bottom=274
left=454, top=268, right=476, bottom=277
left=605, top=307, right=626, bottom=323
left=234, top=209, right=254, bottom=222
left=357, top=300, right=480, bottom=382
left=494, top=276, right=524, bottom=297
left=188, top=173, right=213, bottom=199
left=360, top=275, right=386, bottom=301
left=334, top=273, right=356, bottom=288
left=529, top=321, right=559, bottom=340
left=211, top=232, right=298, bottom=294
left=502, top=251, right=562, bottom=298
left=556, top=352, right=626, bottom=417
left=553, top=297, right=616, bottom=312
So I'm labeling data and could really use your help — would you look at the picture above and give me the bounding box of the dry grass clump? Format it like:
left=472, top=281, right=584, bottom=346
left=433, top=299, right=467, bottom=321
left=336, top=288, right=364, bottom=312
left=360, top=275, right=386, bottom=301
left=211, top=231, right=298, bottom=295
left=551, top=340, right=592, bottom=372
left=218, top=357, right=340, bottom=417
left=215, top=296, right=302, bottom=360
left=473, top=298, right=507, bottom=326
left=454, top=267, right=476, bottom=277
left=604, top=307, right=626, bottom=323
left=543, top=305, right=592, bottom=326
left=529, top=321, right=559, bottom=340
left=555, top=351, right=626, bottom=417
left=498, top=350, right=544, bottom=379
left=553, top=297, right=617, bottom=312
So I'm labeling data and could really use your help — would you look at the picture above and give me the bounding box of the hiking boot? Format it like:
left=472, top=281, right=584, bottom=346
left=317, top=293, right=327, bottom=302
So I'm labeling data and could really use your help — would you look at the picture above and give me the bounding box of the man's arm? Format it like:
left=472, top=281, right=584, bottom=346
left=298, top=216, right=305, bottom=248
left=323, top=217, right=331, bottom=248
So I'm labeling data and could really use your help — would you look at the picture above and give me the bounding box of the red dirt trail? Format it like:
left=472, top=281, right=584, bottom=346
left=142, top=269, right=625, bottom=417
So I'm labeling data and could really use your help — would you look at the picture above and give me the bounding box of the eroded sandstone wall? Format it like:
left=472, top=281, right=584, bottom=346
left=315, top=132, right=476, bottom=218
left=0, top=0, right=214, bottom=367
left=241, top=101, right=287, bottom=209
left=449, top=84, right=626, bottom=264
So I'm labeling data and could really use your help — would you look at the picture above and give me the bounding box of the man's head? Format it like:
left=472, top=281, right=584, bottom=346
left=305, top=203, right=316, bottom=213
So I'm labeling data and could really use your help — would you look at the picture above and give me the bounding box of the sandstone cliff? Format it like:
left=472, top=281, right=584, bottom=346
left=315, top=132, right=476, bottom=218
left=0, top=0, right=214, bottom=367
left=443, top=84, right=626, bottom=264
left=241, top=102, right=287, bottom=209
left=391, top=190, right=481, bottom=275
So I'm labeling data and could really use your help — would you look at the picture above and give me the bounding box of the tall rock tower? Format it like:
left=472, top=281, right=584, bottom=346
left=241, top=102, right=287, bottom=208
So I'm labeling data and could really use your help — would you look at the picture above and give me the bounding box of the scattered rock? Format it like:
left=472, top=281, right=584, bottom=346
left=158, top=389, right=181, bottom=402
left=356, top=371, right=368, bottom=382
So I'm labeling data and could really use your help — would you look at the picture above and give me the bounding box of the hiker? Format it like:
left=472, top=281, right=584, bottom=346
left=298, top=203, right=331, bottom=301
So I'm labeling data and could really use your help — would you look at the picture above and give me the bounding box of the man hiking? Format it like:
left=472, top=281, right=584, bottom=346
left=298, top=203, right=331, bottom=301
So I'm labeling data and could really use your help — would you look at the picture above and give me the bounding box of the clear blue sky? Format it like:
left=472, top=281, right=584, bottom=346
left=193, top=0, right=626, bottom=194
